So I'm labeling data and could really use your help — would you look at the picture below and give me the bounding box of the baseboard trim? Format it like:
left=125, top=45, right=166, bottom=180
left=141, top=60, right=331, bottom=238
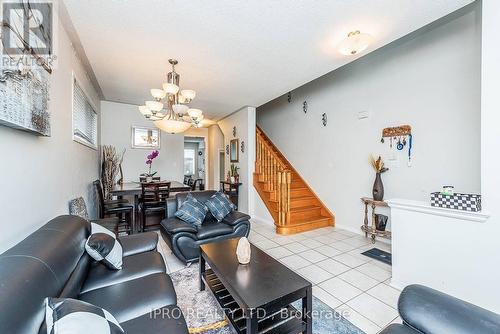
left=335, top=223, right=391, bottom=245
left=251, top=216, right=274, bottom=227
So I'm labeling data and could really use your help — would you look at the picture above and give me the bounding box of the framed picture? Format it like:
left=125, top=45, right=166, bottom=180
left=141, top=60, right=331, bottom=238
left=230, top=138, right=239, bottom=162
left=131, top=126, right=161, bottom=149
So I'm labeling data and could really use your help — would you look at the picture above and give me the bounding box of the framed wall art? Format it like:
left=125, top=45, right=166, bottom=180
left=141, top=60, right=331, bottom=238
left=230, top=138, right=239, bottom=162
left=131, top=126, right=161, bottom=149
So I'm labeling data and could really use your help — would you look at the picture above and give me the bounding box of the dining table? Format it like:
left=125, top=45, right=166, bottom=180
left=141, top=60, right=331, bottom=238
left=111, top=181, right=191, bottom=233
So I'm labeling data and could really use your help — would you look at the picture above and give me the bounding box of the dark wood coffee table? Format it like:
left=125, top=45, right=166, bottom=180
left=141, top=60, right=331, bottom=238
left=199, top=239, right=312, bottom=334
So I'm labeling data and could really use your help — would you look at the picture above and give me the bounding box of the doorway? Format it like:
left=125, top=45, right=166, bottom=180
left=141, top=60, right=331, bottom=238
left=184, top=136, right=206, bottom=189
left=219, top=150, right=225, bottom=184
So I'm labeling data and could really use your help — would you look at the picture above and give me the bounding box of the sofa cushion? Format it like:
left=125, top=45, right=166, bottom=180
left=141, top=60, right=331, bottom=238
left=196, top=221, right=234, bottom=239
left=175, top=190, right=217, bottom=208
left=85, top=223, right=123, bottom=270
left=80, top=251, right=166, bottom=294
left=45, top=297, right=124, bottom=334
left=174, top=193, right=208, bottom=226
left=120, top=305, right=188, bottom=334
left=222, top=211, right=251, bottom=226
left=205, top=191, right=235, bottom=222
left=79, top=273, right=177, bottom=323
left=119, top=232, right=158, bottom=257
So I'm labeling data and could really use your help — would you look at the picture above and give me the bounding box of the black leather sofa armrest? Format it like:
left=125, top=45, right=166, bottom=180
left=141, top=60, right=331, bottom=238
left=89, top=217, right=119, bottom=233
left=222, top=211, right=251, bottom=226
left=119, top=232, right=158, bottom=257
left=165, top=198, right=177, bottom=218
left=398, top=284, right=500, bottom=334
left=161, top=217, right=198, bottom=234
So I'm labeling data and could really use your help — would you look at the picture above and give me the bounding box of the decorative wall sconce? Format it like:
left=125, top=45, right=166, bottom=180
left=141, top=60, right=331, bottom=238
left=322, top=113, right=328, bottom=126
left=287, top=92, right=292, bottom=103
left=303, top=101, right=308, bottom=114
left=233, top=126, right=237, bottom=137
left=241, top=141, right=245, bottom=153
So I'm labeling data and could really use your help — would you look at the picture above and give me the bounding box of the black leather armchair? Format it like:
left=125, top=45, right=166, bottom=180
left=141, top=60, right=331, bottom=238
left=380, top=284, right=500, bottom=334
left=160, top=190, right=251, bottom=264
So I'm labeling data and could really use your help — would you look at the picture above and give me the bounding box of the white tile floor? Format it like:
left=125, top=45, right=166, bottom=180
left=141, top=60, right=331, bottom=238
left=156, top=221, right=399, bottom=334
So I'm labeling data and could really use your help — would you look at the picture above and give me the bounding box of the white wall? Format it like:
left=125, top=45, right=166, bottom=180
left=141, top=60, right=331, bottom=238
left=475, top=0, right=500, bottom=313
left=218, top=107, right=256, bottom=214
left=100, top=101, right=184, bottom=182
left=0, top=17, right=101, bottom=252
left=207, top=124, right=224, bottom=190
left=256, top=4, right=481, bottom=233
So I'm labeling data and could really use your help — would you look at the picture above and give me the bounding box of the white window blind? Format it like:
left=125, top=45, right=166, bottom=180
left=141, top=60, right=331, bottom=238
left=72, top=78, right=97, bottom=148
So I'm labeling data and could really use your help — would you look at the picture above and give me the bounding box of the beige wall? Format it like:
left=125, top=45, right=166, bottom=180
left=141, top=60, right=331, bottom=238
left=218, top=107, right=256, bottom=214
left=100, top=101, right=185, bottom=183
left=0, top=16, right=101, bottom=252
left=207, top=125, right=224, bottom=190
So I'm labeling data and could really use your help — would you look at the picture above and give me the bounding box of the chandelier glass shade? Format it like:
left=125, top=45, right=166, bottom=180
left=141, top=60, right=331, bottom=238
left=138, top=59, right=202, bottom=133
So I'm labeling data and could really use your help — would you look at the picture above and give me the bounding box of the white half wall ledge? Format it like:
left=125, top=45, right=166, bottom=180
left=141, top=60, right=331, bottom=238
left=387, top=198, right=490, bottom=223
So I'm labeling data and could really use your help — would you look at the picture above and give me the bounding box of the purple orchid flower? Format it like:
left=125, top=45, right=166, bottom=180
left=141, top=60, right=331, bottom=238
left=146, top=159, right=152, bottom=165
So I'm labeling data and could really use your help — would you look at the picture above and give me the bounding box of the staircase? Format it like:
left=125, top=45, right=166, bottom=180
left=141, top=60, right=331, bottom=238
left=254, top=126, right=334, bottom=234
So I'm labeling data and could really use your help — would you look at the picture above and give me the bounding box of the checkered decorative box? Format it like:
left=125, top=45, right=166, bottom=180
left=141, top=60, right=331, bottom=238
left=430, top=192, right=482, bottom=212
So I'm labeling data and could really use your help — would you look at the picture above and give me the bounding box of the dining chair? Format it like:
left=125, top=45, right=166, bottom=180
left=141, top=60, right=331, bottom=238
left=69, top=197, right=119, bottom=236
left=93, top=180, right=134, bottom=235
left=191, top=178, right=205, bottom=191
left=139, top=181, right=171, bottom=232
left=139, top=176, right=161, bottom=182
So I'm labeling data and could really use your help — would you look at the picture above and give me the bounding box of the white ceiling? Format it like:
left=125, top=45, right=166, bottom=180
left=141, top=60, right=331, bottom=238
left=63, top=0, right=473, bottom=120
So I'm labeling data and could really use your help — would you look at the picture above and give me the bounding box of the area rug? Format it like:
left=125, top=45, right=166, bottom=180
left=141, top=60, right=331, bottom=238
left=170, top=264, right=365, bottom=334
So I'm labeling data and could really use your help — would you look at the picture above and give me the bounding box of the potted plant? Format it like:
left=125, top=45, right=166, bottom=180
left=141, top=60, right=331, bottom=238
left=230, top=164, right=240, bottom=183
left=370, top=155, right=389, bottom=201
left=145, top=150, right=159, bottom=182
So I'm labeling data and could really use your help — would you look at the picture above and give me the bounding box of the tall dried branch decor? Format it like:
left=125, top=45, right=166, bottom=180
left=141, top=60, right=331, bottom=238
left=370, top=155, right=389, bottom=174
left=101, top=146, right=124, bottom=200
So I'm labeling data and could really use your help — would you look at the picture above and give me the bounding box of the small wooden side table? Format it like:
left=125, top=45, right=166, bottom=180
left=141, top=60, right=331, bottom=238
left=361, top=197, right=391, bottom=243
left=220, top=181, right=242, bottom=209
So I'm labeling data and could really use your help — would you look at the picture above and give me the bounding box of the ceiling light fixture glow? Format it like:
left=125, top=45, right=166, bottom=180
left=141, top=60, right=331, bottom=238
left=338, top=30, right=372, bottom=56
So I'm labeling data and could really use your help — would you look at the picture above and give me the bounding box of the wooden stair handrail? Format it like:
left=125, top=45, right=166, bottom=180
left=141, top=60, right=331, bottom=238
left=254, top=125, right=335, bottom=234
left=256, top=128, right=291, bottom=226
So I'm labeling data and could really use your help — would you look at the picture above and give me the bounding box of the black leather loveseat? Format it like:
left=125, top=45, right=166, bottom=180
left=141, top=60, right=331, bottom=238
left=380, top=284, right=500, bottom=334
left=0, top=215, right=188, bottom=334
left=161, top=190, right=251, bottom=264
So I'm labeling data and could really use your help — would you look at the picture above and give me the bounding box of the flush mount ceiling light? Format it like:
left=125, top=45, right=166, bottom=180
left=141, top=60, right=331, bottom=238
left=138, top=59, right=204, bottom=134
left=338, top=30, right=373, bottom=55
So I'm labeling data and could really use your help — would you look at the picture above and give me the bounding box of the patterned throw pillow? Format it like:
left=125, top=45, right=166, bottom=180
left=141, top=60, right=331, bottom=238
left=45, top=297, right=124, bottom=334
left=205, top=191, right=235, bottom=222
left=85, top=223, right=123, bottom=270
left=175, top=193, right=208, bottom=226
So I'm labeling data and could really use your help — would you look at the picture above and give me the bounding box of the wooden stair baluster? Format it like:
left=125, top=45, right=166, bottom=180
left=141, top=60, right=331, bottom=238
left=253, top=126, right=335, bottom=234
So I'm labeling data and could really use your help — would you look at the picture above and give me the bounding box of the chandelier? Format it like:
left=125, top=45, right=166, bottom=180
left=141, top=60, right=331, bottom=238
left=138, top=59, right=204, bottom=134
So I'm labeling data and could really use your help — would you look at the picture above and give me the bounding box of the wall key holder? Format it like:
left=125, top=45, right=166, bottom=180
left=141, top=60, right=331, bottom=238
left=303, top=101, right=308, bottom=113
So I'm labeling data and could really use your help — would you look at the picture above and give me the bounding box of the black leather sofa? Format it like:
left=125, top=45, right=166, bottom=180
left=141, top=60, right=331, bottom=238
left=0, top=215, right=188, bottom=334
left=161, top=190, right=251, bottom=264
left=380, top=284, right=500, bottom=334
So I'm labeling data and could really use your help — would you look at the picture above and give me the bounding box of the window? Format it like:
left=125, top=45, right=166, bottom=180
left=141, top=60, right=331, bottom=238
left=72, top=76, right=97, bottom=149
left=184, top=148, right=195, bottom=175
